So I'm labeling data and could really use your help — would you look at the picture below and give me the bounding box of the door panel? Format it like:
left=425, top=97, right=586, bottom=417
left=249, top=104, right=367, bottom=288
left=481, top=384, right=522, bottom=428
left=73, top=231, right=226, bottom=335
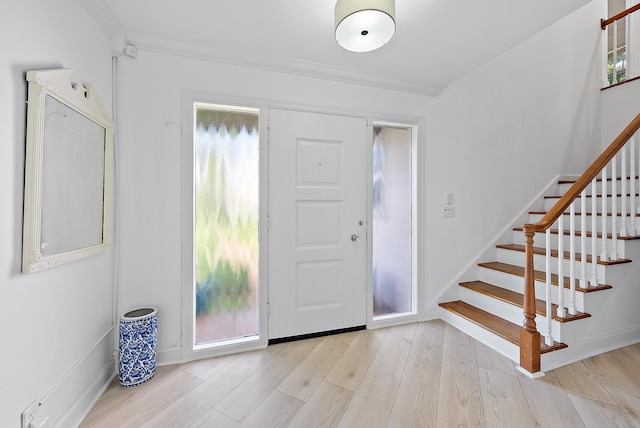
left=268, top=109, right=368, bottom=339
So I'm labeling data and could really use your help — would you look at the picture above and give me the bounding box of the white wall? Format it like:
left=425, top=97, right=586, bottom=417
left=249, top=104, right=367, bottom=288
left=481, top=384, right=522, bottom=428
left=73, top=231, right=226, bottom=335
left=114, top=50, right=429, bottom=363
left=422, top=0, right=608, bottom=312
left=0, top=0, right=616, bottom=424
left=601, top=78, right=640, bottom=144
left=0, top=1, right=114, bottom=426
left=115, top=1, right=612, bottom=365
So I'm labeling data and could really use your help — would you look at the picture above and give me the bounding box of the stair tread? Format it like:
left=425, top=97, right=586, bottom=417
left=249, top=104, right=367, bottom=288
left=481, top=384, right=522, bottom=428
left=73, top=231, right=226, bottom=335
left=478, top=261, right=613, bottom=291
left=495, top=243, right=632, bottom=265
left=460, top=280, right=591, bottom=322
left=439, top=300, right=567, bottom=353
left=512, top=226, right=640, bottom=241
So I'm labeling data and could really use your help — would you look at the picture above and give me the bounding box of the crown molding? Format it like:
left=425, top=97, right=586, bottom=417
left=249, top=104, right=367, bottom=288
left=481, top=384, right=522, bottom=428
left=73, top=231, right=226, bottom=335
left=127, top=34, right=442, bottom=97
left=79, top=0, right=441, bottom=95
left=79, top=0, right=123, bottom=38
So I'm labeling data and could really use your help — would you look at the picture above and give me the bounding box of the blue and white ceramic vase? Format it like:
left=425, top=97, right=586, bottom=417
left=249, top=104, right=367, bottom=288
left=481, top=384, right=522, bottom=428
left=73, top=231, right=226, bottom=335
left=118, top=307, right=158, bottom=388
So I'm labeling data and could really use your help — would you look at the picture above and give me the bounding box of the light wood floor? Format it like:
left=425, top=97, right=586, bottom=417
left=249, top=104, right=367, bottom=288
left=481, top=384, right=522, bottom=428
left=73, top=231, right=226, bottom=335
left=80, top=320, right=640, bottom=427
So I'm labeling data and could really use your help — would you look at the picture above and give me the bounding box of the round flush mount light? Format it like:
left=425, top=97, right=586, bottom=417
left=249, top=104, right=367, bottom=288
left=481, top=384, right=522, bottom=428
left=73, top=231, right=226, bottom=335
left=335, top=0, right=396, bottom=53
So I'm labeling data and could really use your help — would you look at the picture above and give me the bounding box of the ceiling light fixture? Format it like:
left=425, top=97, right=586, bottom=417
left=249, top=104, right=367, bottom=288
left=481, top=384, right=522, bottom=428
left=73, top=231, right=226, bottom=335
left=335, top=0, right=396, bottom=53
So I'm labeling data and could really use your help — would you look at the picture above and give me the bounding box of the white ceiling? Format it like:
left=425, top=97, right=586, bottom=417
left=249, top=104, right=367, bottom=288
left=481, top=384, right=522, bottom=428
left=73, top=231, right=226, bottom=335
left=83, top=0, right=592, bottom=95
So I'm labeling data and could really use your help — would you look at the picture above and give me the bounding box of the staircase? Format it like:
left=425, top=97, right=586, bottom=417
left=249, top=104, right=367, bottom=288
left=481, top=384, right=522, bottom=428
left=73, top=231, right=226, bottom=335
left=436, top=6, right=640, bottom=372
left=439, top=173, right=640, bottom=373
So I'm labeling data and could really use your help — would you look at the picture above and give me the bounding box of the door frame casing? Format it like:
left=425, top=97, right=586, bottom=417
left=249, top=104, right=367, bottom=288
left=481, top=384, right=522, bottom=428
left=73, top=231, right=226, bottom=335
left=180, top=89, right=425, bottom=362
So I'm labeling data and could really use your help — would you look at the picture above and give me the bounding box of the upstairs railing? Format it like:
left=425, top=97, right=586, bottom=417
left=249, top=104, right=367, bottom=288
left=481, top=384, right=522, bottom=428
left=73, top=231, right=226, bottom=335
left=602, top=3, right=640, bottom=86
left=520, top=112, right=640, bottom=373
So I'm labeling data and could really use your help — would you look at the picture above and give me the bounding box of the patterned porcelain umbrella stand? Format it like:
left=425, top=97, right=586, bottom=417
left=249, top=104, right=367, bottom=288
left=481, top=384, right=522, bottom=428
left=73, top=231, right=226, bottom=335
left=118, top=307, right=158, bottom=388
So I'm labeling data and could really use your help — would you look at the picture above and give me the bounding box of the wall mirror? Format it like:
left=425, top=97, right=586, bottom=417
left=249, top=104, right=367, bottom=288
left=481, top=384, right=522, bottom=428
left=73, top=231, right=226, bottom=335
left=22, top=69, right=113, bottom=273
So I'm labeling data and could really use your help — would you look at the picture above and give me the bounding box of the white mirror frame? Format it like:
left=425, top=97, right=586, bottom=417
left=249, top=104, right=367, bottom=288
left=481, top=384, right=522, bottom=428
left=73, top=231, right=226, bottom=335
left=22, top=69, right=113, bottom=273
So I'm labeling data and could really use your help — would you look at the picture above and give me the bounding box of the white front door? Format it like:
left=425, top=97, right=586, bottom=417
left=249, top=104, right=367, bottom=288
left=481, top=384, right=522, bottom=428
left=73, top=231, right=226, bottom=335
left=268, top=108, right=368, bottom=339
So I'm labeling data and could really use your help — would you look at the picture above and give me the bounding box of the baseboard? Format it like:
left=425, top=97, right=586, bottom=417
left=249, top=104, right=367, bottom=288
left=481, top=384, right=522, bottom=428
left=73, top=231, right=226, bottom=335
left=56, top=338, right=197, bottom=425
left=156, top=345, right=183, bottom=366
left=541, top=325, right=640, bottom=371
left=58, top=358, right=116, bottom=427
left=27, top=326, right=117, bottom=428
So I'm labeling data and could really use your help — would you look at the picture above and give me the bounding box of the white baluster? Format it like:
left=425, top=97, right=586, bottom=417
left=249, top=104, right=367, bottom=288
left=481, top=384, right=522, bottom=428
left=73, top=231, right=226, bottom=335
left=637, top=133, right=640, bottom=216
left=621, top=145, right=628, bottom=237
left=611, top=156, right=618, bottom=260
left=557, top=214, right=566, bottom=318
left=631, top=136, right=637, bottom=235
left=590, top=179, right=599, bottom=287
left=601, top=166, right=609, bottom=262
left=580, top=191, right=587, bottom=289
left=636, top=133, right=640, bottom=220
left=545, top=229, right=553, bottom=346
left=569, top=202, right=577, bottom=315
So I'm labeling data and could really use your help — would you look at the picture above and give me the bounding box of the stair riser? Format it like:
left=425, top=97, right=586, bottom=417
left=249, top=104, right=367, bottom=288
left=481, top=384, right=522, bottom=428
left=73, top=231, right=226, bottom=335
left=496, top=248, right=607, bottom=282
left=438, top=307, right=520, bottom=364
left=477, top=267, right=588, bottom=311
left=558, top=179, right=640, bottom=195
left=544, top=196, right=640, bottom=213
left=459, top=287, right=563, bottom=341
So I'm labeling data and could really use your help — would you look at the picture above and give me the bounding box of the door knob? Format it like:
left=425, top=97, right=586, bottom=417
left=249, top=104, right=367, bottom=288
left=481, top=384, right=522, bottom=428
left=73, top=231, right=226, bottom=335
left=351, top=234, right=360, bottom=242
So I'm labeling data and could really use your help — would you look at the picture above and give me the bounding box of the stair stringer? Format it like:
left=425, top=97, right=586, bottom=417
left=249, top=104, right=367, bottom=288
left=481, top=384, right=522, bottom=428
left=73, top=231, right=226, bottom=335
left=424, top=174, right=573, bottom=317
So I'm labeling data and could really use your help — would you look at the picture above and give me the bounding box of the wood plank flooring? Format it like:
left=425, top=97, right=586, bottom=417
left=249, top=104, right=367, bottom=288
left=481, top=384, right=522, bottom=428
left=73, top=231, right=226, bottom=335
left=80, top=320, right=640, bottom=427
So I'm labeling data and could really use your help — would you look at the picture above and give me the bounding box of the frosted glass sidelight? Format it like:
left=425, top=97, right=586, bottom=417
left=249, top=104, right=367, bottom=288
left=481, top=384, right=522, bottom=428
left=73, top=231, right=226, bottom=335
left=372, top=126, right=412, bottom=317
left=194, top=104, right=260, bottom=346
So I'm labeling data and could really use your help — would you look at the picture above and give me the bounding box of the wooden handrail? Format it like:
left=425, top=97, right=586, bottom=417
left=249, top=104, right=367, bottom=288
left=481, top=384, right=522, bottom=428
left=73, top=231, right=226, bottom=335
left=601, top=3, right=640, bottom=30
left=520, top=112, right=640, bottom=373
left=524, top=112, right=640, bottom=234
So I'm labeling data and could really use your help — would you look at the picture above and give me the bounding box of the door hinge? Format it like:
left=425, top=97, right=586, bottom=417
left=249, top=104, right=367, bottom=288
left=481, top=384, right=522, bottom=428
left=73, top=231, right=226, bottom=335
left=267, top=215, right=271, bottom=230
left=267, top=126, right=271, bottom=143
left=267, top=302, right=270, bottom=318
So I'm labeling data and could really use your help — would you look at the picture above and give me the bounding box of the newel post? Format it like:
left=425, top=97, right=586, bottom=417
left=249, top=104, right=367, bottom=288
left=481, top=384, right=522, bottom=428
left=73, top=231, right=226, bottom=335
left=520, top=226, right=541, bottom=373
